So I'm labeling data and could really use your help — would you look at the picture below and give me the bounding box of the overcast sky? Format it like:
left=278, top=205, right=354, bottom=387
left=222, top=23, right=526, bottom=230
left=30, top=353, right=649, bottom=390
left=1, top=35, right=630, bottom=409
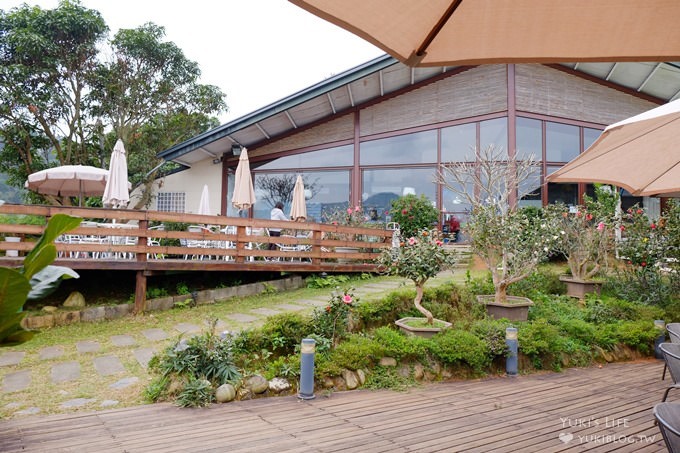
left=1, top=0, right=383, bottom=123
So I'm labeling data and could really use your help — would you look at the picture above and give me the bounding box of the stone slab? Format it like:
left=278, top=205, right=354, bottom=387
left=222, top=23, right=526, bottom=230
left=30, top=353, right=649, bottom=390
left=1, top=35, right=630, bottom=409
left=0, top=352, right=25, bottom=367
left=39, top=346, right=65, bottom=360
left=249, top=308, right=282, bottom=316
left=76, top=340, right=101, bottom=354
left=225, top=313, right=258, bottom=323
left=3, top=370, right=30, bottom=393
left=203, top=319, right=228, bottom=331
left=101, top=400, right=119, bottom=407
left=142, top=328, right=168, bottom=342
left=133, top=348, right=156, bottom=369
left=110, top=335, right=136, bottom=347
left=52, top=361, right=80, bottom=383
left=93, top=355, right=125, bottom=376
left=295, top=299, right=327, bottom=306
left=15, top=407, right=41, bottom=416
left=274, top=304, right=307, bottom=311
left=174, top=323, right=201, bottom=334
left=109, top=377, right=139, bottom=390
left=61, top=398, right=96, bottom=408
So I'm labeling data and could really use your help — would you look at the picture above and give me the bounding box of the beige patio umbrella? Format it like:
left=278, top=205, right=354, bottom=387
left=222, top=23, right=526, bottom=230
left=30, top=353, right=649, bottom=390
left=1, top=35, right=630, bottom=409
left=289, top=0, right=680, bottom=67
left=231, top=147, right=256, bottom=212
left=289, top=175, right=307, bottom=221
left=25, top=165, right=109, bottom=206
left=102, top=139, right=130, bottom=209
left=547, top=99, right=680, bottom=197
left=198, top=184, right=211, bottom=215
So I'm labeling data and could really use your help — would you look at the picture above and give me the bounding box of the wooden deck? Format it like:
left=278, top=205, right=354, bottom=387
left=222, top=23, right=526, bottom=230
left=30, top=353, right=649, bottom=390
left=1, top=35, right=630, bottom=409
left=0, top=360, right=670, bottom=452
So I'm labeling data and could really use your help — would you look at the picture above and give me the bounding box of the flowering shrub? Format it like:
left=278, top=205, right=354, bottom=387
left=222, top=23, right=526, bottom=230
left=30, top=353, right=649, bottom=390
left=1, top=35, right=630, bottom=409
left=376, top=229, right=457, bottom=324
left=322, top=204, right=375, bottom=241
left=388, top=194, right=439, bottom=238
left=311, top=287, right=357, bottom=346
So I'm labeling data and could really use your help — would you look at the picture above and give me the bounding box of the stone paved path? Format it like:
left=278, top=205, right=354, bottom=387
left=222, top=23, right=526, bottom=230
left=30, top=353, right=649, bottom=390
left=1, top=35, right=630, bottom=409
left=0, top=273, right=463, bottom=418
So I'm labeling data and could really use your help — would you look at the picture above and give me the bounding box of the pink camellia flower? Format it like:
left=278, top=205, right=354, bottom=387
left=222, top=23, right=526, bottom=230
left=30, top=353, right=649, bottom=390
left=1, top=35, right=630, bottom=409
left=408, top=237, right=417, bottom=245
left=346, top=208, right=353, bottom=214
left=402, top=209, right=408, bottom=215
left=636, top=209, right=643, bottom=215
left=435, top=240, right=443, bottom=246
left=586, top=213, right=593, bottom=221
left=384, top=210, right=390, bottom=216
left=342, top=294, right=353, bottom=304
left=596, top=222, right=605, bottom=231
left=576, top=211, right=582, bottom=218
left=651, top=223, right=657, bottom=229
left=354, top=206, right=361, bottom=212
left=641, top=261, right=647, bottom=267
left=620, top=225, right=626, bottom=232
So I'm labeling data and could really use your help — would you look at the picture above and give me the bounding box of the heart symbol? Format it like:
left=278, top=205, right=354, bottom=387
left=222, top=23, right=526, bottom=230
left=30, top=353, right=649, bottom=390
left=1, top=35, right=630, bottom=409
left=559, top=433, right=573, bottom=444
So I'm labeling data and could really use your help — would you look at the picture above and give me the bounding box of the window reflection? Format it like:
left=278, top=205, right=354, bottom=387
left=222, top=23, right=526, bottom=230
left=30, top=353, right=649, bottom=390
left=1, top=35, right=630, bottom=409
left=547, top=165, right=577, bottom=206
left=360, top=130, right=437, bottom=165
left=516, top=117, right=542, bottom=161
left=480, top=118, right=508, bottom=155
left=518, top=165, right=542, bottom=208
left=257, top=144, right=353, bottom=170
left=546, top=122, right=579, bottom=162
left=442, top=123, right=476, bottom=162
left=362, top=167, right=437, bottom=221
left=583, top=127, right=603, bottom=151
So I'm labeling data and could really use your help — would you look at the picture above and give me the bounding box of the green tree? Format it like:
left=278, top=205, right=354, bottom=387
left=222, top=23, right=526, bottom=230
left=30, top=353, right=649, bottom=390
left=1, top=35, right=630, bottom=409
left=388, top=194, right=439, bottom=238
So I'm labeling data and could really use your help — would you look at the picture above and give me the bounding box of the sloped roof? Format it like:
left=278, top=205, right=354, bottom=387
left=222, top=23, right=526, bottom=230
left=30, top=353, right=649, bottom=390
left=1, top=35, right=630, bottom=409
left=158, top=56, right=680, bottom=166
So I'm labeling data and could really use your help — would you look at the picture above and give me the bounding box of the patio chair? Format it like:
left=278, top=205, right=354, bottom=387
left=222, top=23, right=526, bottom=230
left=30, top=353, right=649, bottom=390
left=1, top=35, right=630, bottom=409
left=653, top=403, right=680, bottom=453
left=660, top=343, right=680, bottom=402
left=663, top=324, right=680, bottom=380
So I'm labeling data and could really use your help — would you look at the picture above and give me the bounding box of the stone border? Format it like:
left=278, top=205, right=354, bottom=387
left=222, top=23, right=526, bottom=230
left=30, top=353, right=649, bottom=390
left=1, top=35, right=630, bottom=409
left=22, top=276, right=304, bottom=329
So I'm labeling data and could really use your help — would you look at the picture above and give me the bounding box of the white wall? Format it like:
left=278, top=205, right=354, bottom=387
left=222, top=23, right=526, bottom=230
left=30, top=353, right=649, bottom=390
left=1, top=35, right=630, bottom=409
left=155, top=159, right=223, bottom=214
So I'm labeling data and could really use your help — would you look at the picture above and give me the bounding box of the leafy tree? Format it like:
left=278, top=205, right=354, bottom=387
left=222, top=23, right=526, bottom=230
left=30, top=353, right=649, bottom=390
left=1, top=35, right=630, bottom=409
left=257, top=174, right=320, bottom=208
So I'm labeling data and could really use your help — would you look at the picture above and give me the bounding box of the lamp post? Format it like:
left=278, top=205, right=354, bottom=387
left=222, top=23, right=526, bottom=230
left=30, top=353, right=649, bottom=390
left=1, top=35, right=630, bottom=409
left=298, top=338, right=316, bottom=400
left=506, top=327, right=518, bottom=376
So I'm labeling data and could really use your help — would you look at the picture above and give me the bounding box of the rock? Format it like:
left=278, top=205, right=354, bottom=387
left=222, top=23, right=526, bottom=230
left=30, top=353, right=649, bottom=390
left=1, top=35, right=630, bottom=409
left=42, top=306, right=58, bottom=313
left=342, top=369, right=359, bottom=390
left=441, top=368, right=453, bottom=379
left=413, top=363, right=425, bottom=381
left=215, top=383, right=236, bottom=403
left=332, top=376, right=347, bottom=391
left=245, top=375, right=269, bottom=394
left=237, top=387, right=252, bottom=400
left=63, top=291, right=86, bottom=308
left=356, top=369, right=366, bottom=386
left=398, top=364, right=411, bottom=378
left=322, top=376, right=335, bottom=388
left=268, top=377, right=291, bottom=394
left=379, top=357, right=397, bottom=367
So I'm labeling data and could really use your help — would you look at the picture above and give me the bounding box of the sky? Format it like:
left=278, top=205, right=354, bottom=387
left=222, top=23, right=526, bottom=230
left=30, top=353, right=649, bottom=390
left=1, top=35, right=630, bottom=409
left=0, top=0, right=383, bottom=123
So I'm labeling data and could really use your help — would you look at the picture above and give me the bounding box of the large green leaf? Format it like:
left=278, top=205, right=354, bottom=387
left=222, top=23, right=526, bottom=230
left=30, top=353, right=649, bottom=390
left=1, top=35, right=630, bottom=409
left=0, top=312, right=31, bottom=346
left=27, top=265, right=79, bottom=301
left=0, top=268, right=31, bottom=318
left=23, top=214, right=81, bottom=279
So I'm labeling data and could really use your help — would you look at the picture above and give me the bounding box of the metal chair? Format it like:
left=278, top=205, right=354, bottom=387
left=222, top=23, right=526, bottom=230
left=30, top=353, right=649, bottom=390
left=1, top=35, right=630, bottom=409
left=660, top=343, right=680, bottom=402
left=654, top=403, right=680, bottom=453
left=663, top=323, right=680, bottom=380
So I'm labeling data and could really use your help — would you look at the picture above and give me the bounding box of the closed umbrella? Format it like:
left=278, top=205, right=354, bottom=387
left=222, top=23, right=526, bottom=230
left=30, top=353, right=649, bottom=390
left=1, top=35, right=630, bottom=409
left=25, top=165, right=109, bottom=206
left=289, top=0, right=680, bottom=67
left=102, top=139, right=130, bottom=208
left=289, top=175, right=307, bottom=221
left=547, top=99, right=680, bottom=197
left=231, top=147, right=256, bottom=212
left=198, top=184, right=211, bottom=215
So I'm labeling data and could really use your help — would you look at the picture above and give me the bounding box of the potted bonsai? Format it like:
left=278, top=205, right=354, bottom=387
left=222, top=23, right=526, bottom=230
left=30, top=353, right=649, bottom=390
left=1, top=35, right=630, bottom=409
left=438, top=145, right=560, bottom=321
left=377, top=228, right=457, bottom=337
left=554, top=186, right=617, bottom=300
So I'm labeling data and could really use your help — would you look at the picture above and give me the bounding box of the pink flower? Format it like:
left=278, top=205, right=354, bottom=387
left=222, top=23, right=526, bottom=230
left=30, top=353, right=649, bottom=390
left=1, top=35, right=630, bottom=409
left=641, top=261, right=647, bottom=267
left=651, top=223, right=657, bottom=229
left=620, top=225, right=625, bottom=232
left=384, top=210, right=390, bottom=215
left=402, top=209, right=408, bottom=215
left=636, top=209, right=643, bottom=215
left=342, top=294, right=353, bottom=304
left=408, top=237, right=417, bottom=245
left=354, top=206, right=360, bottom=212
left=576, top=211, right=582, bottom=218
left=596, top=222, right=605, bottom=231
left=435, top=240, right=443, bottom=246
left=346, top=208, right=353, bottom=214
left=586, top=213, right=593, bottom=221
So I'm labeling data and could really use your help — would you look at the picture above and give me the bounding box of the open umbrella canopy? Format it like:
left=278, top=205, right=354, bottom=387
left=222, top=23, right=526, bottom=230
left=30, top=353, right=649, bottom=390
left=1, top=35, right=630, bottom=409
left=25, top=165, right=109, bottom=205
left=289, top=175, right=307, bottom=221
left=231, top=147, right=256, bottom=211
left=102, top=139, right=130, bottom=209
left=198, top=184, right=211, bottom=215
left=289, top=0, right=680, bottom=67
left=547, top=99, right=680, bottom=197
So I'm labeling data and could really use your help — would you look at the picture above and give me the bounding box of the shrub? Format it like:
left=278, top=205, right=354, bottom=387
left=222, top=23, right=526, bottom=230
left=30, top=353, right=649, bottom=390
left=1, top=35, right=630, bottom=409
left=325, top=334, right=382, bottom=371
left=470, top=319, right=512, bottom=357
left=508, top=268, right=565, bottom=298
left=176, top=378, right=214, bottom=408
left=584, top=296, right=664, bottom=324
left=310, top=288, right=357, bottom=346
left=609, top=320, right=659, bottom=354
left=557, top=318, right=598, bottom=346
left=364, top=366, right=416, bottom=391
left=427, top=329, right=491, bottom=373
left=260, top=312, right=313, bottom=355
left=372, top=326, right=429, bottom=361
left=388, top=194, right=439, bottom=238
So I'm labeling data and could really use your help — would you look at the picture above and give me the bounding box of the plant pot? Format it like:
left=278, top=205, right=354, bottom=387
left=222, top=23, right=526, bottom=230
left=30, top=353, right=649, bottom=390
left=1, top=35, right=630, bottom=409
left=477, top=295, right=533, bottom=321
left=5, top=236, right=20, bottom=257
left=395, top=317, right=452, bottom=338
left=559, top=275, right=602, bottom=300
left=335, top=246, right=359, bottom=264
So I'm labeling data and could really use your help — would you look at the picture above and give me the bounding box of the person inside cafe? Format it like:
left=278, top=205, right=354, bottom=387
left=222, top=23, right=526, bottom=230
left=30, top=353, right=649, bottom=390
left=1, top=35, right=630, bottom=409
left=269, top=201, right=288, bottom=249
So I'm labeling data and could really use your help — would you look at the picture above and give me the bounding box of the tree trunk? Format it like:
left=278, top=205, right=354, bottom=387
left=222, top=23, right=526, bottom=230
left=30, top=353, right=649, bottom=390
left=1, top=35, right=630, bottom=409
left=414, top=284, right=434, bottom=325
left=495, top=283, right=508, bottom=304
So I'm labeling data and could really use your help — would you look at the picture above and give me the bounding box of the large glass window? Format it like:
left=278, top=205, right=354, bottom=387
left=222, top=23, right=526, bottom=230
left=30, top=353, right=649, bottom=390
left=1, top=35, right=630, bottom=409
left=360, top=130, right=437, bottom=165
left=252, top=171, right=350, bottom=221
left=583, top=127, right=602, bottom=151
left=257, top=144, right=353, bottom=170
left=441, top=123, right=476, bottom=162
left=518, top=165, right=543, bottom=208
left=546, top=122, right=579, bottom=162
left=516, top=117, right=542, bottom=161
left=547, top=165, right=577, bottom=206
left=480, top=118, right=508, bottom=155
left=362, top=167, right=437, bottom=221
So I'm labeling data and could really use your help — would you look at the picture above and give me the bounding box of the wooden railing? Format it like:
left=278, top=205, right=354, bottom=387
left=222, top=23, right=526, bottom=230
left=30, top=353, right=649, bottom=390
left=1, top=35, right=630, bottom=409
left=0, top=204, right=395, bottom=312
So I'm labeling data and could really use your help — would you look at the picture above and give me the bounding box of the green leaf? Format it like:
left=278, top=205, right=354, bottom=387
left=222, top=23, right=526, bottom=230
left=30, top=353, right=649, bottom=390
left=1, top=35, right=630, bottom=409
left=3, top=330, right=35, bottom=347
left=27, top=265, right=79, bottom=301
left=23, top=214, right=81, bottom=279
left=0, top=267, right=31, bottom=318
left=0, top=312, right=29, bottom=346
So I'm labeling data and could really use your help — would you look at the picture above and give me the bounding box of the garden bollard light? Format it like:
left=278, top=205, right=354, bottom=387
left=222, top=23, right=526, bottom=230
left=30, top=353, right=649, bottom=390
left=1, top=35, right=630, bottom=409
left=298, top=338, right=316, bottom=400
left=506, top=327, right=518, bottom=376
left=654, top=320, right=666, bottom=359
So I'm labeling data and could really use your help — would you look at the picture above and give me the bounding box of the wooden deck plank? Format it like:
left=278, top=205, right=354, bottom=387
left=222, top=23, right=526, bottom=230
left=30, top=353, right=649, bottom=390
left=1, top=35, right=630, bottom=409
left=0, top=360, right=669, bottom=453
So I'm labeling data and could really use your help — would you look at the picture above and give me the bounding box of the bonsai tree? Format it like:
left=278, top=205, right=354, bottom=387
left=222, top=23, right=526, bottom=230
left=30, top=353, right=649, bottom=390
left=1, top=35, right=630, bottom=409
left=438, top=145, right=559, bottom=304
left=388, top=194, right=439, bottom=238
left=0, top=213, right=81, bottom=346
left=377, top=229, right=457, bottom=324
